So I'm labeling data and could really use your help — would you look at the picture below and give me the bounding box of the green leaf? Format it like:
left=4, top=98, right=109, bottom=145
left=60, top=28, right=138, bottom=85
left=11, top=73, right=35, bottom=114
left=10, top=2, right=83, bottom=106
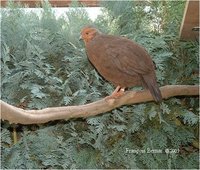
left=31, top=85, right=46, bottom=99
left=108, top=125, right=127, bottom=132
left=181, top=110, right=198, bottom=125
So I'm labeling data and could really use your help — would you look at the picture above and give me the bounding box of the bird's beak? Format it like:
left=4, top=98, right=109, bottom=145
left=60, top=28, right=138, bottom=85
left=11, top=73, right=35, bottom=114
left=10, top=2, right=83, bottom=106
left=79, top=35, right=83, bottom=41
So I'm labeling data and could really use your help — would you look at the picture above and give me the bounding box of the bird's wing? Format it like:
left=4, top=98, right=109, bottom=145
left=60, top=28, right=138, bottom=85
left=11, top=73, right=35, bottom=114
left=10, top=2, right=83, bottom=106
left=103, top=38, right=154, bottom=76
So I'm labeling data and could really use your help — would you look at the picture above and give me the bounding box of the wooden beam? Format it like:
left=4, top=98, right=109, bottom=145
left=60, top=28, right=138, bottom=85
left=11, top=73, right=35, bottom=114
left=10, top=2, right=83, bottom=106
left=0, top=0, right=100, bottom=7
left=180, top=0, right=199, bottom=40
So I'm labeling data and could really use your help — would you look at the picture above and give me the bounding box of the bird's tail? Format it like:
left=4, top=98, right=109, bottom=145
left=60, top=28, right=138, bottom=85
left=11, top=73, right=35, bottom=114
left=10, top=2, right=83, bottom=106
left=141, top=74, right=162, bottom=103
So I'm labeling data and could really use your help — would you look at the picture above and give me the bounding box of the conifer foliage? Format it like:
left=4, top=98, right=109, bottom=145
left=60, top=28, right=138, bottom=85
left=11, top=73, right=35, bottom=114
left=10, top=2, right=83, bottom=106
left=1, top=1, right=199, bottom=169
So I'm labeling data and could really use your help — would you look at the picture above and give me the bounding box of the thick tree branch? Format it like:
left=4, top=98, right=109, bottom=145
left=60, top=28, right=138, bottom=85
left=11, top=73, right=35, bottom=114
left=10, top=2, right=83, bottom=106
left=0, top=85, right=199, bottom=125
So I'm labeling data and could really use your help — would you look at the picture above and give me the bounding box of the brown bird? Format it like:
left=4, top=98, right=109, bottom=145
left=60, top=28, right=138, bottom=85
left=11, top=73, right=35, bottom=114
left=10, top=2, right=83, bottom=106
left=80, top=26, right=162, bottom=102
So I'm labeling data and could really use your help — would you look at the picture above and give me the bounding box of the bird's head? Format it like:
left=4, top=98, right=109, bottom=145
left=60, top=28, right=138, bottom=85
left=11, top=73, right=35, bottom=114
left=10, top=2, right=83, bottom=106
left=80, top=26, right=101, bottom=44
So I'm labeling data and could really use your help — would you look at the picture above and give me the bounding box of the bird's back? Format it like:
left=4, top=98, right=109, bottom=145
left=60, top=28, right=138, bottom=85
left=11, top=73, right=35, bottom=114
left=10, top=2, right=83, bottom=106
left=86, top=34, right=153, bottom=85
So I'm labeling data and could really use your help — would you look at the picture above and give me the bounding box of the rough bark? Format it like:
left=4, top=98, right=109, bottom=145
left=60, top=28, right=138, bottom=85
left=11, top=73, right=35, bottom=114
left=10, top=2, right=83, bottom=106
left=0, top=85, right=199, bottom=125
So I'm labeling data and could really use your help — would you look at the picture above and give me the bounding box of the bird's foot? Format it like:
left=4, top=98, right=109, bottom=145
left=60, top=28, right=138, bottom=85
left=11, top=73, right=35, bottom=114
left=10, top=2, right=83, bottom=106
left=106, top=86, right=125, bottom=100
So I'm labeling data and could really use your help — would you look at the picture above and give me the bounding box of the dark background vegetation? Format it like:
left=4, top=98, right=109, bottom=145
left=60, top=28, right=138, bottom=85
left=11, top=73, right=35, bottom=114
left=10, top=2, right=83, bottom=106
left=1, top=1, right=199, bottom=169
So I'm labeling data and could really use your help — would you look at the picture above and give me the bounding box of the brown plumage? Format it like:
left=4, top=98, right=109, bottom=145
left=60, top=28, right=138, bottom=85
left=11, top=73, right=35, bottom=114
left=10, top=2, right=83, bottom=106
left=80, top=26, right=162, bottom=102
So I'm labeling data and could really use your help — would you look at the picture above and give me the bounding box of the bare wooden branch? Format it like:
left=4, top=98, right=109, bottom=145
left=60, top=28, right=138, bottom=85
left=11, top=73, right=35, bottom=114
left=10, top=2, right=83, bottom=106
left=0, top=85, right=199, bottom=125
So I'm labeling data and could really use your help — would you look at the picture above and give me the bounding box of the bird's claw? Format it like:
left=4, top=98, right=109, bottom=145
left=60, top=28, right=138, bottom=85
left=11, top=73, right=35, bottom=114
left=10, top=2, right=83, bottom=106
left=106, top=86, right=125, bottom=100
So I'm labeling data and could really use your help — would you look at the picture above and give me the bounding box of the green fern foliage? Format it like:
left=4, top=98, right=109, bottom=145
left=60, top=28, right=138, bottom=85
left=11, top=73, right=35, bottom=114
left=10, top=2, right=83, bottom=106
left=1, top=1, right=199, bottom=169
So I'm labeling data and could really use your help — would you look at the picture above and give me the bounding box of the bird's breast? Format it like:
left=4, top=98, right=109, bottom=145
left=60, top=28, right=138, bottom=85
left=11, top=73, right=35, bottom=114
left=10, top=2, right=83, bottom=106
left=86, top=51, right=141, bottom=87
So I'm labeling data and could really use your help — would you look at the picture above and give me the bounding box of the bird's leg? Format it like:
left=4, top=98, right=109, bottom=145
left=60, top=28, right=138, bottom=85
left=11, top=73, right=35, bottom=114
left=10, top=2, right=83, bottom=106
left=108, top=86, right=126, bottom=99
left=111, top=86, right=121, bottom=95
